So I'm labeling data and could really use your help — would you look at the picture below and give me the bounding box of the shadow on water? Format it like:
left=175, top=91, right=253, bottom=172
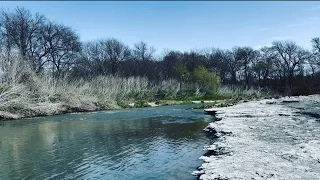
left=0, top=104, right=214, bottom=180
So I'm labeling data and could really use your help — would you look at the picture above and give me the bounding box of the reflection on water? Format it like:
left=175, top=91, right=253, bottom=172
left=0, top=104, right=213, bottom=180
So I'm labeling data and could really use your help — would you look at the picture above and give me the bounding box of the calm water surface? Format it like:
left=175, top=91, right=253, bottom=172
left=0, top=104, right=213, bottom=180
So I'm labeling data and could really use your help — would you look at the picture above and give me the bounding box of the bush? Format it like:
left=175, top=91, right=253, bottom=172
left=193, top=66, right=220, bottom=96
left=134, top=100, right=151, bottom=108
left=173, top=90, right=199, bottom=101
left=117, top=101, right=132, bottom=108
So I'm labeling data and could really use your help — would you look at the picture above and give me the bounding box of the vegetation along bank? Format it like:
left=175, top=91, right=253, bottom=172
left=2, top=7, right=320, bottom=120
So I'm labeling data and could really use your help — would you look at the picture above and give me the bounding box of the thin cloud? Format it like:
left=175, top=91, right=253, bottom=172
left=287, top=16, right=319, bottom=28
left=271, top=36, right=293, bottom=41
left=257, top=27, right=271, bottom=31
left=287, top=23, right=303, bottom=28
left=311, top=5, right=320, bottom=10
left=308, top=16, right=320, bottom=20
left=254, top=44, right=272, bottom=49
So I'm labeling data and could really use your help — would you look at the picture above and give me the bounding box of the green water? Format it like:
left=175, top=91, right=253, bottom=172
left=0, top=104, right=213, bottom=180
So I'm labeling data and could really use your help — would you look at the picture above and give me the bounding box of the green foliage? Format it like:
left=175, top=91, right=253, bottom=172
left=159, top=100, right=182, bottom=106
left=192, top=94, right=227, bottom=101
left=120, top=90, right=155, bottom=102
left=0, top=85, right=11, bottom=94
left=48, top=94, right=63, bottom=103
left=117, top=101, right=132, bottom=108
left=181, top=100, right=194, bottom=104
left=134, top=100, right=151, bottom=108
left=173, top=90, right=199, bottom=101
left=173, top=64, right=191, bottom=82
left=193, top=66, right=220, bottom=96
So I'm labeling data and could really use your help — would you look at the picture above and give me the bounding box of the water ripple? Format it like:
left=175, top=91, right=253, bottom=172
left=0, top=104, right=211, bottom=180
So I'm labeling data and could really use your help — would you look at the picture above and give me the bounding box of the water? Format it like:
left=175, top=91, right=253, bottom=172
left=0, top=104, right=213, bottom=180
left=284, top=98, right=320, bottom=119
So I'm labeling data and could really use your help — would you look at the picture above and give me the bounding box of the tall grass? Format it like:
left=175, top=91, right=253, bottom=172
left=0, top=54, right=272, bottom=119
left=217, top=85, right=273, bottom=100
left=0, top=54, right=183, bottom=119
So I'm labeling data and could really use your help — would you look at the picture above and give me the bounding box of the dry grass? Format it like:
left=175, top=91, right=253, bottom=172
left=217, top=85, right=273, bottom=100
left=0, top=55, right=182, bottom=119
left=0, top=54, right=273, bottom=120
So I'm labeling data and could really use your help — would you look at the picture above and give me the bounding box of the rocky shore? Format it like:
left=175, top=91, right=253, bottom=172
left=194, top=95, right=320, bottom=180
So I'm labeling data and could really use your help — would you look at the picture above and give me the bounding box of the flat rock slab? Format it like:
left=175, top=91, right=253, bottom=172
left=197, top=95, right=320, bottom=180
left=204, top=109, right=218, bottom=115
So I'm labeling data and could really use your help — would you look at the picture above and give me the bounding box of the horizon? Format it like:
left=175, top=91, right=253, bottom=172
left=1, top=1, right=320, bottom=54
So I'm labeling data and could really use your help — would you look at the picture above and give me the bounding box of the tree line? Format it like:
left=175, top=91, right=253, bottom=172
left=1, top=7, right=320, bottom=96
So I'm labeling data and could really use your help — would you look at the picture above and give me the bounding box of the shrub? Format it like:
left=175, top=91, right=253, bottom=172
left=193, top=66, right=220, bottom=96
left=117, top=101, right=132, bottom=108
left=134, top=100, right=151, bottom=108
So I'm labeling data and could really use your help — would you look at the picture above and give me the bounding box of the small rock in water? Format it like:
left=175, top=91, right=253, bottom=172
left=278, top=113, right=290, bottom=116
left=282, top=100, right=299, bottom=103
left=192, top=170, right=204, bottom=176
left=266, top=101, right=276, bottom=104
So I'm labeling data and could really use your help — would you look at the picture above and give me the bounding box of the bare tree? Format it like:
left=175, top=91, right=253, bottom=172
left=80, top=40, right=112, bottom=76
left=251, top=46, right=277, bottom=86
left=103, top=38, right=131, bottom=75
left=233, top=47, right=257, bottom=86
left=204, top=48, right=229, bottom=83
left=78, top=39, right=131, bottom=76
left=272, top=41, right=309, bottom=93
left=162, top=50, right=183, bottom=79
left=42, top=22, right=81, bottom=79
left=216, top=48, right=243, bottom=84
left=133, top=41, right=155, bottom=61
left=0, top=7, right=46, bottom=71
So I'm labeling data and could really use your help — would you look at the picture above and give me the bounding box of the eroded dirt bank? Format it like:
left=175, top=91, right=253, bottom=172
left=194, top=95, right=320, bottom=180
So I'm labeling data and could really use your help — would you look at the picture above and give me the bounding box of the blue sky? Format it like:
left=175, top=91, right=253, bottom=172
left=2, top=1, right=320, bottom=53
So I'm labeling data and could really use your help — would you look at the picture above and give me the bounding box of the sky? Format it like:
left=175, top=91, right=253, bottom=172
left=1, top=1, right=320, bottom=54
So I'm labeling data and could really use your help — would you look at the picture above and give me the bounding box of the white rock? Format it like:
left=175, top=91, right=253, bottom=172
left=197, top=95, right=320, bottom=179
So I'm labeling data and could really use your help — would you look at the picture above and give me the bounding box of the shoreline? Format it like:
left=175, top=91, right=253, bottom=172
left=0, top=96, right=254, bottom=121
left=194, top=95, right=320, bottom=179
left=0, top=99, right=224, bottom=121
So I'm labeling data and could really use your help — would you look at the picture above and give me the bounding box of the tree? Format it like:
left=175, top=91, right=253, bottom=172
left=103, top=38, right=131, bottom=75
left=0, top=7, right=46, bottom=71
left=78, top=38, right=131, bottom=76
left=162, top=50, right=183, bottom=79
left=234, top=47, right=257, bottom=86
left=42, top=22, right=81, bottom=79
left=133, top=41, right=155, bottom=61
left=205, top=48, right=229, bottom=83
left=193, top=66, right=220, bottom=96
left=272, top=41, right=309, bottom=93
left=252, top=46, right=277, bottom=86
left=216, top=48, right=242, bottom=84
left=173, top=64, right=190, bottom=83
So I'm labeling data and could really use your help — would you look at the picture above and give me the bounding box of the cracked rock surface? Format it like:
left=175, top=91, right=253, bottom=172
left=196, top=95, right=320, bottom=180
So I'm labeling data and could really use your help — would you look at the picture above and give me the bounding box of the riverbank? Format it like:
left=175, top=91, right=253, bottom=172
left=0, top=85, right=267, bottom=121
left=1, top=62, right=270, bottom=121
left=0, top=96, right=265, bottom=121
left=194, top=95, right=320, bottom=179
left=0, top=99, right=236, bottom=120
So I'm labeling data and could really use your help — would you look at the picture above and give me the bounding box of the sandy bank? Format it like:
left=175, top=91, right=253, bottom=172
left=194, top=95, right=320, bottom=180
